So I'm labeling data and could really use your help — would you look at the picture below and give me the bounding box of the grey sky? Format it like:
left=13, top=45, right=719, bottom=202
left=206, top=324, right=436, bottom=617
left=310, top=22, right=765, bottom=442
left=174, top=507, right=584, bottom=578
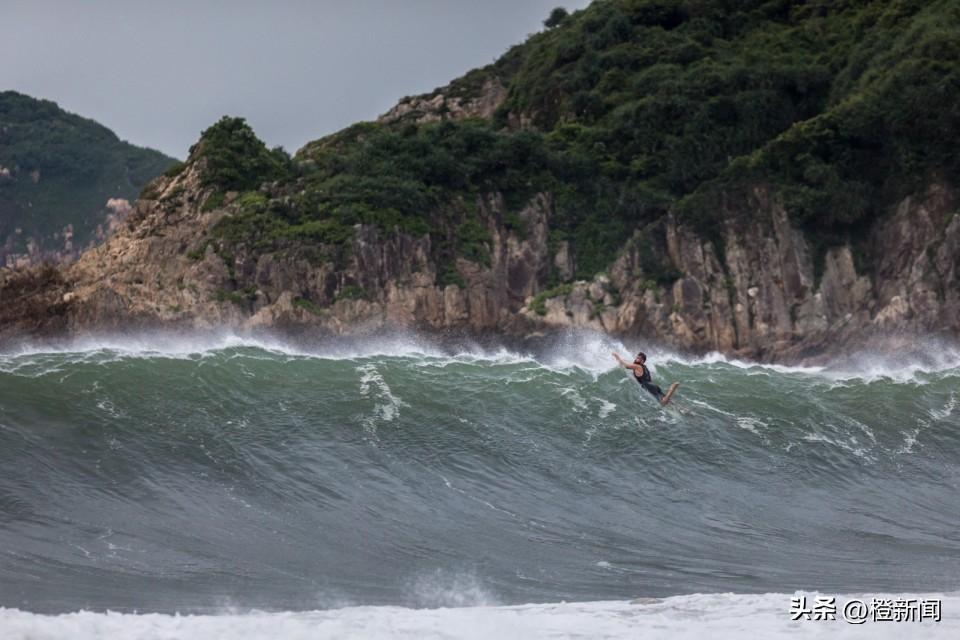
left=3, top=1, right=589, bottom=159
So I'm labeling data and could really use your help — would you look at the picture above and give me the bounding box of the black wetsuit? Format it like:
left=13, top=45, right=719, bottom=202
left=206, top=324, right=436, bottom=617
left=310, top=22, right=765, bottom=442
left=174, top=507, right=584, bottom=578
left=634, top=363, right=664, bottom=401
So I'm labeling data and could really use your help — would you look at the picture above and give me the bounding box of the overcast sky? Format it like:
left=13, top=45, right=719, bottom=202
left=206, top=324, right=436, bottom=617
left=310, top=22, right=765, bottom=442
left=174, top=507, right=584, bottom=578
left=3, top=1, right=590, bottom=159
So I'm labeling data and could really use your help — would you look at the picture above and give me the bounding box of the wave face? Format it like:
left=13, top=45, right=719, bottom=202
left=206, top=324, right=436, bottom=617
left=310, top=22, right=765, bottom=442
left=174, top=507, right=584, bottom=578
left=1, top=332, right=959, bottom=615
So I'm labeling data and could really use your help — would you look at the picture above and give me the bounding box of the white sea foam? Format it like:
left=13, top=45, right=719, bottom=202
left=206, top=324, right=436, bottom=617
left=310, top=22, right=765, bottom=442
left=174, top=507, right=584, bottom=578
left=559, top=386, right=588, bottom=413
left=898, top=428, right=921, bottom=455
left=820, top=342, right=960, bottom=383
left=735, top=416, right=766, bottom=434
left=357, top=363, right=407, bottom=439
left=639, top=340, right=960, bottom=384
left=0, top=329, right=457, bottom=363
left=596, top=398, right=617, bottom=419
left=408, top=570, right=497, bottom=608
left=2, top=329, right=958, bottom=382
left=670, top=350, right=828, bottom=375
left=802, top=432, right=874, bottom=461
left=930, top=392, right=958, bottom=420
left=2, top=592, right=956, bottom=639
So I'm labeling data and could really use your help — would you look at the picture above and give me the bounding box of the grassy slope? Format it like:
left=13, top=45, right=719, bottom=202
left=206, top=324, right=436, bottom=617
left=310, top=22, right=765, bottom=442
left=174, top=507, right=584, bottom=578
left=179, top=0, right=960, bottom=286
left=0, top=91, right=177, bottom=252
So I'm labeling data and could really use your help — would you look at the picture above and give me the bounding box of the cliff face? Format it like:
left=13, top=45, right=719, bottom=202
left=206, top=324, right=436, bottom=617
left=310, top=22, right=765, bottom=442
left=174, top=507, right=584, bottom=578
left=601, top=184, right=959, bottom=360
left=2, top=160, right=955, bottom=362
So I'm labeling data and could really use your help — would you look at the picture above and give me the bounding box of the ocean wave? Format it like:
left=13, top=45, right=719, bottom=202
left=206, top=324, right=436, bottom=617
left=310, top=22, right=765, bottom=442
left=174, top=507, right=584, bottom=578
left=2, top=329, right=959, bottom=615
left=3, top=329, right=959, bottom=381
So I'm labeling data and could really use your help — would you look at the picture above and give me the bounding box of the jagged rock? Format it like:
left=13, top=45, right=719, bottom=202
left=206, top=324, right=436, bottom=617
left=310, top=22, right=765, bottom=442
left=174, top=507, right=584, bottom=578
left=1, top=157, right=957, bottom=363
left=554, top=241, right=574, bottom=281
left=379, top=78, right=508, bottom=125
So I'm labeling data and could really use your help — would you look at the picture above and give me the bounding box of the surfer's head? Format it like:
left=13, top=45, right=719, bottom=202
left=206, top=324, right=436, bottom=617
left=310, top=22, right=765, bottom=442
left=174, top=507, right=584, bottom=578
left=635, top=352, right=647, bottom=363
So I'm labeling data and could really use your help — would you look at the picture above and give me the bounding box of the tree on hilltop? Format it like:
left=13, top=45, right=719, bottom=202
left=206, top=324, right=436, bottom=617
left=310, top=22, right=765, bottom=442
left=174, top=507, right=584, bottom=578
left=544, top=7, right=569, bottom=29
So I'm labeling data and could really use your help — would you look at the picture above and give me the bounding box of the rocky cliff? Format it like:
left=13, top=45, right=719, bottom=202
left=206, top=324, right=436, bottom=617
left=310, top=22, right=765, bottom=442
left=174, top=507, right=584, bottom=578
left=1, top=154, right=956, bottom=362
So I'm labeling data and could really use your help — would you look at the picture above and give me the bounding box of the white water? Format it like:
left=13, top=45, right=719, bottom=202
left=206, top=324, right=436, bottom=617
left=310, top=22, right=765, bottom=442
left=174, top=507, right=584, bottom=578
left=2, top=592, right=957, bottom=639
left=3, top=329, right=959, bottom=382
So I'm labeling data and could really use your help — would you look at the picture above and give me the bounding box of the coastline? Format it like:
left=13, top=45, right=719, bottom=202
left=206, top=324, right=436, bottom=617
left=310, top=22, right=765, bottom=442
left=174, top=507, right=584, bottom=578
left=1, top=177, right=956, bottom=366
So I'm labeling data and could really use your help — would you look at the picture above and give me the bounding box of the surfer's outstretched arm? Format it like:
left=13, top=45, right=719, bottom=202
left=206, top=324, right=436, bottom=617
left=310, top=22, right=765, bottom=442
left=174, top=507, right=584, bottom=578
left=612, top=352, right=640, bottom=372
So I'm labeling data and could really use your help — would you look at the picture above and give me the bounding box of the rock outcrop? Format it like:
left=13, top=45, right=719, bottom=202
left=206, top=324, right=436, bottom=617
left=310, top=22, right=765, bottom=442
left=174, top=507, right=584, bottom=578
left=506, top=184, right=958, bottom=361
left=1, top=155, right=956, bottom=363
left=378, top=78, right=508, bottom=125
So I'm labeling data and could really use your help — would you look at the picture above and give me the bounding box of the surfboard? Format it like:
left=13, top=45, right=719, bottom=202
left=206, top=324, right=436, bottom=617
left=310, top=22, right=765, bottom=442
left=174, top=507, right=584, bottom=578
left=660, top=382, right=680, bottom=407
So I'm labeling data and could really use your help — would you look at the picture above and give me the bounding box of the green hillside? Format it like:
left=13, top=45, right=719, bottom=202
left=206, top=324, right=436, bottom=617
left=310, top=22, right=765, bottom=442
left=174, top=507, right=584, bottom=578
left=173, top=0, right=960, bottom=283
left=0, top=91, right=177, bottom=257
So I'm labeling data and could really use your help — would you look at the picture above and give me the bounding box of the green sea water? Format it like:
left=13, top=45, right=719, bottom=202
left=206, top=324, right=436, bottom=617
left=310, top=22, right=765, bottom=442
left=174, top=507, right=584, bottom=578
left=0, top=331, right=958, bottom=616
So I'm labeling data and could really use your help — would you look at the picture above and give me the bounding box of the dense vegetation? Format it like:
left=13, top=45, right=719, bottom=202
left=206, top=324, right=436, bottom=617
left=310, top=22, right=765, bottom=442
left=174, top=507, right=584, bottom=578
left=193, top=0, right=960, bottom=285
left=189, top=116, right=292, bottom=193
left=0, top=91, right=176, bottom=255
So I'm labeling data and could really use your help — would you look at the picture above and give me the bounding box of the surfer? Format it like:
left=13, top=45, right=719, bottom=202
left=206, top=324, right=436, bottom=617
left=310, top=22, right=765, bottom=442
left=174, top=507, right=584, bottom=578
left=612, top=351, right=679, bottom=406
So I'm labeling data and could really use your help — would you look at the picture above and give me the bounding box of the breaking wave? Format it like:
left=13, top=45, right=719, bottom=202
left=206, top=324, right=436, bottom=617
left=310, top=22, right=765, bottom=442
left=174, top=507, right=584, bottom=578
left=1, top=330, right=958, bottom=635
